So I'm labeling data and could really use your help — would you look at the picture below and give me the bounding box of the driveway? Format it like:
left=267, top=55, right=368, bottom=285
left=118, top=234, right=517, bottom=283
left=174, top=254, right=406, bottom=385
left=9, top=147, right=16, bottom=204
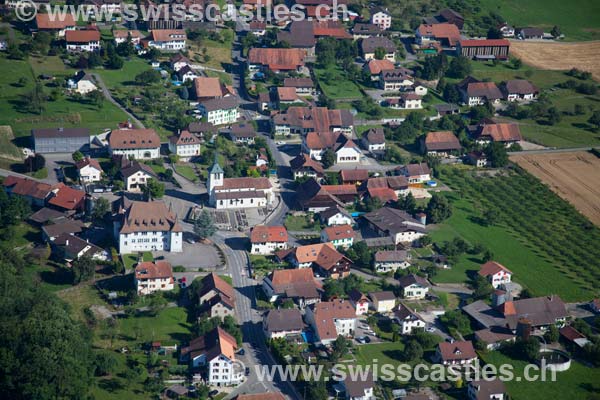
left=154, top=241, right=222, bottom=270
left=92, top=73, right=146, bottom=129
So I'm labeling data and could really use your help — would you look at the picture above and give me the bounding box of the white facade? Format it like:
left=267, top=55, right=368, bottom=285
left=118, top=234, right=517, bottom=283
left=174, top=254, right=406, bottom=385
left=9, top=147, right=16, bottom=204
left=374, top=259, right=410, bottom=273
left=148, top=38, right=186, bottom=51
left=70, top=79, right=97, bottom=95
left=110, top=146, right=160, bottom=160
left=78, top=164, right=102, bottom=183
left=251, top=241, right=288, bottom=255
left=506, top=92, right=536, bottom=102
left=135, top=275, right=174, bottom=296
left=66, top=41, right=100, bottom=52
left=487, top=270, right=512, bottom=289
left=124, top=170, right=154, bottom=192
left=119, top=230, right=182, bottom=253
left=370, top=11, right=391, bottom=30
left=336, top=146, right=361, bottom=164
left=399, top=315, right=425, bottom=335
left=402, top=283, right=429, bottom=300
left=202, top=106, right=239, bottom=126
left=371, top=298, right=396, bottom=313
left=168, top=142, right=201, bottom=161
left=321, top=232, right=354, bottom=249
left=380, top=78, right=414, bottom=91
left=392, top=229, right=426, bottom=245
left=204, top=355, right=243, bottom=386
left=323, top=213, right=353, bottom=226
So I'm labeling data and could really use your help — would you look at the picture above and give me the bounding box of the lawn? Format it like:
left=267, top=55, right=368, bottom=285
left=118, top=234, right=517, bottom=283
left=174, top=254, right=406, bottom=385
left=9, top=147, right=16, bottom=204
left=284, top=214, right=321, bottom=231
left=122, top=254, right=139, bottom=270
left=476, top=0, right=600, bottom=41
left=94, top=58, right=152, bottom=89
left=118, top=306, right=192, bottom=346
left=430, top=167, right=600, bottom=301
left=175, top=164, right=198, bottom=182
left=0, top=55, right=129, bottom=138
left=481, top=351, right=600, bottom=400
left=313, top=66, right=364, bottom=100
left=188, top=30, right=234, bottom=71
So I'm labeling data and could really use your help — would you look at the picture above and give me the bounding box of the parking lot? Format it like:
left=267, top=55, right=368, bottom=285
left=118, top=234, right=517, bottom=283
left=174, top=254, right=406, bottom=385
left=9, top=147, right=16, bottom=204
left=354, top=318, right=385, bottom=344
left=154, top=242, right=223, bottom=271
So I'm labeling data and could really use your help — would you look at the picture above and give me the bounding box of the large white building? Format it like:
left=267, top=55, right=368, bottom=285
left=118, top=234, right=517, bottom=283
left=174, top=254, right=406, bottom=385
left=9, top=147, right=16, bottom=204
left=198, top=97, right=239, bottom=126
left=114, top=199, right=183, bottom=253
left=147, top=29, right=187, bottom=51
left=134, top=261, right=175, bottom=295
left=109, top=129, right=161, bottom=160
left=478, top=261, right=512, bottom=289
left=207, top=158, right=274, bottom=209
left=168, top=130, right=201, bottom=161
left=305, top=299, right=357, bottom=346
left=250, top=225, right=288, bottom=255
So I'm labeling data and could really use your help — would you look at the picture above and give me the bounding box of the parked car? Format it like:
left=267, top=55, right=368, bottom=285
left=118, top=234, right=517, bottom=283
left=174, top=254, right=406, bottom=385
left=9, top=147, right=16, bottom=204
left=426, top=327, right=436, bottom=333
left=237, top=348, right=245, bottom=356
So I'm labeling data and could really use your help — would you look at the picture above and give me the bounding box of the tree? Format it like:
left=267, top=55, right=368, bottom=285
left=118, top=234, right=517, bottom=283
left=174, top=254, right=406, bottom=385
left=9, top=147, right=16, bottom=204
left=92, top=197, right=110, bottom=220
left=397, top=192, right=417, bottom=214
left=484, top=142, right=509, bottom=167
left=547, top=107, right=561, bottom=125
left=24, top=83, right=46, bottom=114
left=94, top=352, right=117, bottom=376
left=487, top=27, right=503, bottom=39
left=24, top=154, right=46, bottom=172
left=348, top=241, right=371, bottom=269
left=88, top=52, right=103, bottom=68
left=143, top=178, right=165, bottom=199
left=72, top=256, right=96, bottom=284
left=551, top=26, right=561, bottom=38
left=331, top=336, right=351, bottom=362
left=426, top=193, right=452, bottom=223
left=483, top=209, right=500, bottom=226
left=321, top=149, right=336, bottom=169
left=588, top=110, right=600, bottom=131
left=472, top=275, right=493, bottom=300
left=135, top=69, right=162, bottom=85
left=88, top=90, right=104, bottom=109
left=511, top=58, right=522, bottom=69
left=178, top=85, right=189, bottom=100
left=544, top=325, right=559, bottom=343
left=374, top=47, right=387, bottom=60
left=403, top=340, right=424, bottom=361
left=443, top=84, right=461, bottom=104
left=107, top=53, right=124, bottom=69
left=446, top=56, right=472, bottom=79
left=72, top=150, right=84, bottom=162
left=193, top=210, right=216, bottom=240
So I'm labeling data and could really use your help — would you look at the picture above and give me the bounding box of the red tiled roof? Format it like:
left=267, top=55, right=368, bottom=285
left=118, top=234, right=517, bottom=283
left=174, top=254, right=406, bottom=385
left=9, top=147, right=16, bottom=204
left=65, top=30, right=100, bottom=43
left=113, top=30, right=142, bottom=39
left=36, top=13, right=76, bottom=30
left=277, top=87, right=301, bottom=102
left=2, top=175, right=51, bottom=200
left=216, top=177, right=271, bottom=190
left=424, top=131, right=461, bottom=151
left=479, top=261, right=512, bottom=277
left=368, top=187, right=398, bottom=203
left=48, top=183, right=86, bottom=211
left=323, top=224, right=355, bottom=241
left=169, top=130, right=201, bottom=146
left=135, top=261, right=173, bottom=280
left=365, top=59, right=395, bottom=75
left=269, top=268, right=318, bottom=286
left=459, top=39, right=510, bottom=47
left=478, top=123, right=522, bottom=142
left=312, top=299, right=356, bottom=340
left=76, top=157, right=102, bottom=172
left=340, top=169, right=369, bottom=182
left=250, top=225, right=288, bottom=243
left=194, top=77, right=226, bottom=99
left=150, top=29, right=186, bottom=42
left=312, top=20, right=351, bottom=39
left=199, top=272, right=235, bottom=301
left=248, top=48, right=306, bottom=70
left=109, top=129, right=160, bottom=150
left=119, top=201, right=183, bottom=234
left=417, top=23, right=460, bottom=45
left=438, top=340, right=477, bottom=362
left=321, top=184, right=357, bottom=196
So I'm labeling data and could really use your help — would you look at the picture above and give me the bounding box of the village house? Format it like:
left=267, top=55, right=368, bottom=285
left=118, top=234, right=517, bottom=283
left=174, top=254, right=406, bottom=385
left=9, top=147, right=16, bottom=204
left=352, top=23, right=383, bottom=39
left=518, top=27, right=544, bottom=40
left=361, top=37, right=396, bottom=61
left=179, top=327, right=243, bottom=386
left=426, top=8, right=464, bottom=29
left=457, top=39, right=510, bottom=60
left=262, top=268, right=322, bottom=307
left=146, top=29, right=187, bottom=51
left=32, top=127, right=90, bottom=154
left=247, top=48, right=306, bottom=73
left=34, top=13, right=76, bottom=37
left=41, top=220, right=85, bottom=242
left=458, top=76, right=503, bottom=106
left=177, top=65, right=198, bottom=82
left=361, top=127, right=386, bottom=155
left=170, top=53, right=191, bottom=72
left=303, top=132, right=361, bottom=164
left=283, top=77, right=316, bottom=96
left=207, top=158, right=274, bottom=209
left=28, top=207, right=72, bottom=226
left=501, top=79, right=539, bottom=101
left=421, top=131, right=462, bottom=157
left=273, top=106, right=354, bottom=137
left=363, top=59, right=395, bottom=81
left=67, top=70, right=97, bottom=94
left=295, top=178, right=353, bottom=212
left=168, top=130, right=201, bottom=161
left=362, top=207, right=427, bottom=245
left=339, top=169, right=369, bottom=186
left=369, top=291, right=396, bottom=313
left=319, top=206, right=353, bottom=227
left=65, top=29, right=101, bottom=52
left=320, top=224, right=355, bottom=249
left=76, top=156, right=103, bottom=183
left=46, top=183, right=86, bottom=212
left=374, top=250, right=411, bottom=273
left=113, top=29, right=142, bottom=45
left=343, top=372, right=375, bottom=400
left=399, top=163, right=431, bottom=184
left=227, top=123, right=256, bottom=145
left=359, top=176, right=410, bottom=202
left=114, top=199, right=183, bottom=253
left=248, top=20, right=267, bottom=36
left=416, top=23, right=461, bottom=47
left=134, top=261, right=174, bottom=295
left=370, top=7, right=392, bottom=30
left=276, top=87, right=305, bottom=107
left=435, top=103, right=461, bottom=117
left=193, top=77, right=232, bottom=101
left=348, top=289, right=369, bottom=316
left=394, top=303, right=426, bottom=334
left=379, top=69, right=415, bottom=91
left=474, top=327, right=516, bottom=350
left=52, top=233, right=108, bottom=262
left=470, top=121, right=523, bottom=146
left=197, top=273, right=235, bottom=319
left=436, top=340, right=478, bottom=365
left=2, top=176, right=51, bottom=207
left=479, top=261, right=513, bottom=288
left=250, top=225, right=288, bottom=255
left=468, top=379, right=507, bottom=400
left=498, top=23, right=515, bottom=37
left=263, top=309, right=304, bottom=339
left=118, top=159, right=157, bottom=192
left=276, top=243, right=352, bottom=279
left=466, top=151, right=490, bottom=168
left=305, top=299, right=357, bottom=345
left=386, top=93, right=423, bottom=110
left=398, top=274, right=430, bottom=299
left=108, top=128, right=161, bottom=159
left=198, top=97, right=239, bottom=126
left=290, top=153, right=325, bottom=180
left=277, top=20, right=317, bottom=58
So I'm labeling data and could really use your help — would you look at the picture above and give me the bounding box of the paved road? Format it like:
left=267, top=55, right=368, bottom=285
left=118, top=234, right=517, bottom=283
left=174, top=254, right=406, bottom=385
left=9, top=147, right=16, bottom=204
left=92, top=73, right=146, bottom=129
left=508, top=146, right=595, bottom=155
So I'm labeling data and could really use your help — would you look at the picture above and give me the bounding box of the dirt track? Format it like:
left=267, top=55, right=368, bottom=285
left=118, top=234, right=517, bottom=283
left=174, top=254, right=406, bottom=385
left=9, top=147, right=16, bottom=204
left=510, top=151, right=600, bottom=225
left=510, top=41, right=600, bottom=81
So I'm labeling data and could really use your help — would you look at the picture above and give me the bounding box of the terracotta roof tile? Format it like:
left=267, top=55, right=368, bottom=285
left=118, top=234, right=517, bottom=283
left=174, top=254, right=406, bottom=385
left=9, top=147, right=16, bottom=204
left=250, top=225, right=288, bottom=243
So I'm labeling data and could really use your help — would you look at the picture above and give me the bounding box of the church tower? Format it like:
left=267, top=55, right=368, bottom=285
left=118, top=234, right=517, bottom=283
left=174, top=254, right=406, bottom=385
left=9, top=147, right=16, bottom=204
left=207, top=153, right=224, bottom=206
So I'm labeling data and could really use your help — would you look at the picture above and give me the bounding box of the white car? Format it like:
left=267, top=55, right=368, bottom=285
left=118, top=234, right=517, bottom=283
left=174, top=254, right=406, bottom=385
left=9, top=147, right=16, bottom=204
left=276, top=141, right=285, bottom=145
left=426, top=327, right=436, bottom=333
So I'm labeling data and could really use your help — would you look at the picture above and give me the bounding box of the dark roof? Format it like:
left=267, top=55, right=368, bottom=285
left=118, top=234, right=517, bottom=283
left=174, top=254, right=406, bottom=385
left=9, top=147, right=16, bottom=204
left=120, top=160, right=156, bottom=179
left=474, top=327, right=515, bottom=345
left=519, top=27, right=544, bottom=37
left=352, top=23, right=382, bottom=35
left=200, top=96, right=238, bottom=112
left=438, top=340, right=477, bottom=362
left=362, top=207, right=427, bottom=236
left=188, top=121, right=216, bottom=133
left=277, top=20, right=316, bottom=48
left=290, top=153, right=324, bottom=175
left=28, top=207, right=70, bottom=224
left=319, top=205, right=352, bottom=220
left=503, top=79, right=538, bottom=95
left=403, top=162, right=430, bottom=177
left=398, top=274, right=430, bottom=288
left=42, top=219, right=85, bottom=238
left=283, top=77, right=314, bottom=88
left=198, top=272, right=235, bottom=302
left=424, top=131, right=461, bottom=151
left=32, top=127, right=90, bottom=139
left=361, top=36, right=396, bottom=53
left=53, top=233, right=104, bottom=258
left=434, top=103, right=460, bottom=113
left=264, top=309, right=303, bottom=333
left=344, top=371, right=374, bottom=397
left=469, top=379, right=507, bottom=400
left=375, top=250, right=408, bottom=262
left=369, top=291, right=396, bottom=302
left=500, top=296, right=568, bottom=329
left=364, top=127, right=385, bottom=144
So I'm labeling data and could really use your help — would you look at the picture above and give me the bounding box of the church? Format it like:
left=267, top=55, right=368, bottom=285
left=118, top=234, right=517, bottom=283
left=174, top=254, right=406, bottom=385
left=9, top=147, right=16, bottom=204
left=207, top=157, right=274, bottom=209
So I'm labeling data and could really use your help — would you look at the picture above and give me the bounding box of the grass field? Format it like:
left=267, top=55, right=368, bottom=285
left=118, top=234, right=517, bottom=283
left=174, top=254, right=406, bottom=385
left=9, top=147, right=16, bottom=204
left=175, top=164, right=198, bottom=182
left=94, top=58, right=152, bottom=89
left=476, top=0, right=600, bottom=41
left=313, top=66, right=364, bottom=100
left=481, top=351, right=600, bottom=400
left=284, top=214, right=321, bottom=231
left=0, top=126, right=23, bottom=160
left=118, top=306, right=191, bottom=346
left=430, top=167, right=600, bottom=301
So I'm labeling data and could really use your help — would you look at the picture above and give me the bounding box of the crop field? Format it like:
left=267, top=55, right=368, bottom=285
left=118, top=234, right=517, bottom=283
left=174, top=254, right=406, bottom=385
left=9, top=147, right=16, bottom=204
left=433, top=167, right=600, bottom=301
left=510, top=151, right=600, bottom=225
left=510, top=41, right=600, bottom=81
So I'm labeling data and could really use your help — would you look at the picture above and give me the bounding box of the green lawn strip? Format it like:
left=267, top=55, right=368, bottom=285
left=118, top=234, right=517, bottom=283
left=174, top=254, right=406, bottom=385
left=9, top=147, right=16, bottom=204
left=313, top=65, right=363, bottom=100
left=175, top=164, right=198, bottom=182
left=122, top=254, right=138, bottom=270
left=284, top=214, right=321, bottom=231
left=480, top=351, right=600, bottom=399
left=118, top=306, right=192, bottom=346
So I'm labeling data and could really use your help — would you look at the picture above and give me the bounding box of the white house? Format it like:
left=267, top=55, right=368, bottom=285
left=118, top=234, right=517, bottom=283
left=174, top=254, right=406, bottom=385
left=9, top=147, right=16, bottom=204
left=177, top=65, right=198, bottom=82
left=398, top=274, right=430, bottom=300
left=393, top=303, right=426, bottom=334
left=361, top=128, right=385, bottom=154
left=168, top=130, right=201, bottom=161
left=320, top=224, right=355, bottom=249
left=502, top=79, right=539, bottom=102
left=369, top=291, right=396, bottom=313
left=68, top=70, right=97, bottom=95
left=180, top=327, right=243, bottom=387
left=134, top=261, right=174, bottom=295
left=387, top=94, right=422, bottom=110
left=113, top=30, right=142, bottom=45
left=120, top=160, right=157, bottom=192
left=109, top=129, right=161, bottom=160
left=250, top=225, right=288, bottom=255
left=65, top=29, right=101, bottom=52
left=76, top=156, right=103, bottom=183
left=399, top=163, right=431, bottom=184
left=373, top=250, right=410, bottom=273
left=478, top=261, right=512, bottom=289
left=305, top=299, right=357, bottom=346
left=348, top=289, right=369, bottom=316
left=343, top=373, right=375, bottom=400
left=436, top=341, right=478, bottom=366
left=147, top=29, right=187, bottom=51
left=170, top=53, right=191, bottom=72
left=370, top=7, right=392, bottom=30
left=114, top=200, right=183, bottom=253
left=468, top=379, right=507, bottom=400
left=363, top=207, right=427, bottom=245
left=319, top=206, right=353, bottom=227
left=198, top=97, right=239, bottom=126
left=335, top=140, right=362, bottom=164
left=263, top=309, right=303, bottom=339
